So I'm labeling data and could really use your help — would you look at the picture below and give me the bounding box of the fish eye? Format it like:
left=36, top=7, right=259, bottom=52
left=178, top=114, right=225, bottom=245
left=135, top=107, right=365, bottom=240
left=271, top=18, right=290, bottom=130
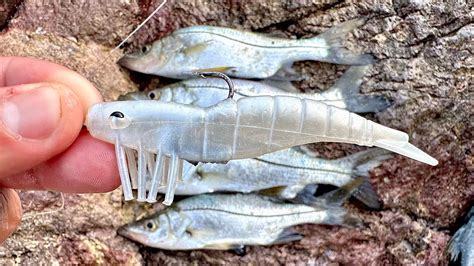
left=110, top=111, right=124, bottom=118
left=148, top=91, right=160, bottom=100
left=144, top=221, right=157, bottom=231
left=148, top=92, right=156, bottom=100
left=141, top=45, right=151, bottom=54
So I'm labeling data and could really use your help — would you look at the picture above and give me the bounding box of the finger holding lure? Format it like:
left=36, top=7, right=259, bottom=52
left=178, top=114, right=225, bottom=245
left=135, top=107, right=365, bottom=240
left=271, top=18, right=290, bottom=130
left=85, top=73, right=437, bottom=205
left=119, top=19, right=374, bottom=80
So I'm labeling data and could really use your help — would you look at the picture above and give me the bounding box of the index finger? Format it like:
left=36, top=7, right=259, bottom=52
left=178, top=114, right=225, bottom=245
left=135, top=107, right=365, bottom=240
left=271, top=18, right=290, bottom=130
left=0, top=57, right=102, bottom=113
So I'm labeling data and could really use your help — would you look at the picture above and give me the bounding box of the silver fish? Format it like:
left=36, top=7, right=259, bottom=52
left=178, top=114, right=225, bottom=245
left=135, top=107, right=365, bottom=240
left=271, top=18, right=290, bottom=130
left=153, top=147, right=391, bottom=209
left=119, top=20, right=373, bottom=80
left=448, top=206, right=474, bottom=266
left=120, top=65, right=391, bottom=113
left=118, top=179, right=363, bottom=250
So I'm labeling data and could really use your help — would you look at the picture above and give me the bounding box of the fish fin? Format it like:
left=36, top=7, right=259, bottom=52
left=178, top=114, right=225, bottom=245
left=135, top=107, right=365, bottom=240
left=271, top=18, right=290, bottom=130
left=258, top=186, right=289, bottom=197
left=272, top=229, right=304, bottom=245
left=373, top=140, right=438, bottom=166
left=293, top=145, right=320, bottom=157
left=311, top=19, right=374, bottom=65
left=323, top=205, right=364, bottom=228
left=290, top=185, right=320, bottom=205
left=323, top=66, right=392, bottom=113
left=447, top=226, right=465, bottom=263
left=182, top=41, right=212, bottom=56
left=231, top=245, right=246, bottom=256
left=203, top=243, right=245, bottom=253
left=336, top=148, right=393, bottom=176
left=352, top=178, right=382, bottom=210
left=268, top=63, right=305, bottom=81
left=261, top=79, right=299, bottom=92
left=319, top=177, right=365, bottom=207
left=192, top=66, right=238, bottom=73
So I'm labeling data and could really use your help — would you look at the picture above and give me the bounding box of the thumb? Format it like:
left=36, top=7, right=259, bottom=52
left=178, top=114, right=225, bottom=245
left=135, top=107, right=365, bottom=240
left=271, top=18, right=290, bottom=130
left=0, top=188, right=21, bottom=243
left=0, top=83, right=84, bottom=177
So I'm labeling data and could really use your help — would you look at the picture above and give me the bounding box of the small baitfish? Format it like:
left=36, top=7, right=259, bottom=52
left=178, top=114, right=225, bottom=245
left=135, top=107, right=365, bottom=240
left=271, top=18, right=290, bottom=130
left=448, top=206, right=474, bottom=266
left=120, top=65, right=391, bottom=113
left=152, top=147, right=391, bottom=209
left=119, top=20, right=374, bottom=80
left=118, top=179, right=363, bottom=251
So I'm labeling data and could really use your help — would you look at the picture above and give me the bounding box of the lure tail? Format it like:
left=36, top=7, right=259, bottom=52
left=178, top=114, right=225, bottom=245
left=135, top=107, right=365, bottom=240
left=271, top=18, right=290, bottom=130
left=309, top=19, right=374, bottom=65
left=373, top=136, right=439, bottom=166
left=321, top=65, right=392, bottom=113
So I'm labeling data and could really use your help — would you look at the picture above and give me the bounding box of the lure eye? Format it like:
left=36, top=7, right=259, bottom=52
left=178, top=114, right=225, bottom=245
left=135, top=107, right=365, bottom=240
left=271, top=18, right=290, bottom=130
left=110, top=111, right=124, bottom=118
left=109, top=111, right=131, bottom=129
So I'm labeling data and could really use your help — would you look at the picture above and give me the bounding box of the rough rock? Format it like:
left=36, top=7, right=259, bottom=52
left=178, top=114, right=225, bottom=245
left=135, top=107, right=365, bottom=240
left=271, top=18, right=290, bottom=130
left=0, top=0, right=472, bottom=264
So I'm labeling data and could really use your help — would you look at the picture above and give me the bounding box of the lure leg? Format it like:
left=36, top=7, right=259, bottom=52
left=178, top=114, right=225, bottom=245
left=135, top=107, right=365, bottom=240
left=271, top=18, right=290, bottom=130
left=125, top=148, right=138, bottom=189
left=146, top=152, right=156, bottom=178
left=136, top=142, right=147, bottom=202
left=163, top=155, right=181, bottom=206
left=160, top=157, right=170, bottom=186
left=115, top=137, right=133, bottom=201
left=146, top=150, right=164, bottom=203
left=177, top=159, right=184, bottom=182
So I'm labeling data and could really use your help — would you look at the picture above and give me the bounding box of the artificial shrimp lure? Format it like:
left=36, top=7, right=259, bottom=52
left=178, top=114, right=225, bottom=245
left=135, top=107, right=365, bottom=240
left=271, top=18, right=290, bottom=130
left=85, top=73, right=437, bottom=205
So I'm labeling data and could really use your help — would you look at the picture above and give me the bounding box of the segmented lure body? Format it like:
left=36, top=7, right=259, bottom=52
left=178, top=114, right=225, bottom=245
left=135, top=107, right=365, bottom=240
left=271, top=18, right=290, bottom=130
left=86, top=96, right=437, bottom=204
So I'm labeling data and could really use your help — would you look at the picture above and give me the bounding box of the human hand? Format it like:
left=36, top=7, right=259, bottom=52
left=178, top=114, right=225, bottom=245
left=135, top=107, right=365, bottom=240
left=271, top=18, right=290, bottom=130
left=0, top=57, right=120, bottom=243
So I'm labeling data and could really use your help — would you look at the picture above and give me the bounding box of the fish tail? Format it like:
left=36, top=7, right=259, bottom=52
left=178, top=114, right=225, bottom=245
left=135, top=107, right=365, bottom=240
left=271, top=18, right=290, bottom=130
left=295, top=177, right=365, bottom=208
left=336, top=148, right=393, bottom=209
left=323, top=65, right=392, bottom=113
left=310, top=19, right=374, bottom=65
left=323, top=206, right=364, bottom=228
left=447, top=226, right=465, bottom=263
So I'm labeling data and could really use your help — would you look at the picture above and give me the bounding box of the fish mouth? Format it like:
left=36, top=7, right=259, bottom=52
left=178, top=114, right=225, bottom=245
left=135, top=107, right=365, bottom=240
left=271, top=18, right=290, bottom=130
left=117, top=226, right=134, bottom=240
left=117, top=56, right=136, bottom=69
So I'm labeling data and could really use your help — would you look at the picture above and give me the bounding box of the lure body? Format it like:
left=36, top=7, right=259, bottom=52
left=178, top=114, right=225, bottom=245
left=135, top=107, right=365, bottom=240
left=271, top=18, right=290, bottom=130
left=117, top=192, right=360, bottom=250
left=120, top=66, right=391, bottom=114
left=86, top=95, right=437, bottom=204
left=119, top=20, right=373, bottom=79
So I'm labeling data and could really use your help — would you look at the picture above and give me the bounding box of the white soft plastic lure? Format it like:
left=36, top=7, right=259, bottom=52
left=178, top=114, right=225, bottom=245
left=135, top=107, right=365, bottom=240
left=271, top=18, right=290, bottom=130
left=86, top=81, right=438, bottom=205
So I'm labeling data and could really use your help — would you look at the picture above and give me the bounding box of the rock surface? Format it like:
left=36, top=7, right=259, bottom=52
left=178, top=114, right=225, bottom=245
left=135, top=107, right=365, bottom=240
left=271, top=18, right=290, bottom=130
left=0, top=0, right=472, bottom=264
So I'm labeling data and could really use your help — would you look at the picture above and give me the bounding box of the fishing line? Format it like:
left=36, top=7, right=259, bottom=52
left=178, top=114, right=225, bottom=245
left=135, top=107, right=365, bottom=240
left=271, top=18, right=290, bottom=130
left=22, top=192, right=65, bottom=219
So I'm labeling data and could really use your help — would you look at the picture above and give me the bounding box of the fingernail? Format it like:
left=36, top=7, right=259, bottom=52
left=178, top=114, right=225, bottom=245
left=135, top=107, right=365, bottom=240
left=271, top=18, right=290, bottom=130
left=2, top=86, right=61, bottom=139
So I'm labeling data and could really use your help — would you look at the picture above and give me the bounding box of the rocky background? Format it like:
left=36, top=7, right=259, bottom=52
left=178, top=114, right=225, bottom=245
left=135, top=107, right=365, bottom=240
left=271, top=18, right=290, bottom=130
left=0, top=0, right=472, bottom=264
